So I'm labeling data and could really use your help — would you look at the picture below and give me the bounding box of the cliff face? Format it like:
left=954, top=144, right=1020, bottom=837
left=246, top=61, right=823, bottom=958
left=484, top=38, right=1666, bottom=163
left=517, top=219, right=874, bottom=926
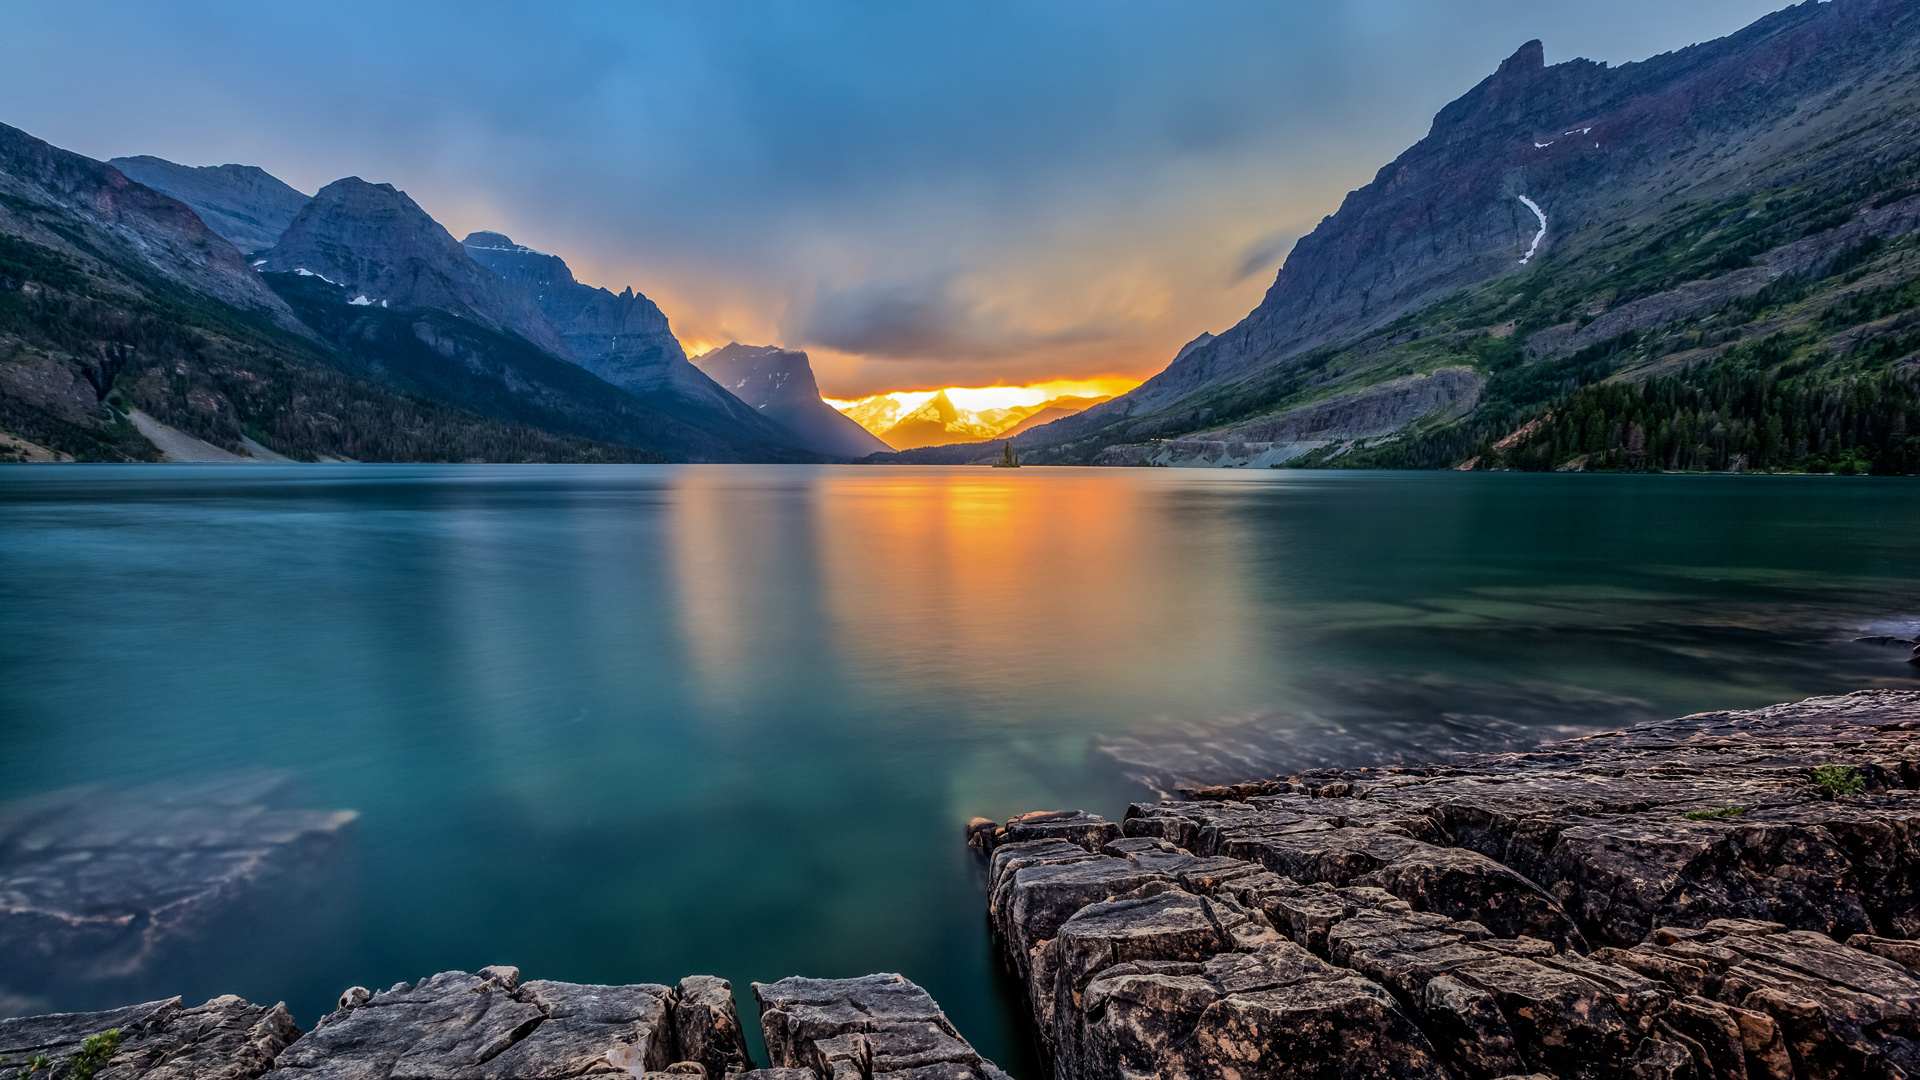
left=1011, top=0, right=1920, bottom=467
left=263, top=181, right=572, bottom=359
left=108, top=156, right=311, bottom=255
left=696, top=342, right=890, bottom=458
left=461, top=232, right=708, bottom=403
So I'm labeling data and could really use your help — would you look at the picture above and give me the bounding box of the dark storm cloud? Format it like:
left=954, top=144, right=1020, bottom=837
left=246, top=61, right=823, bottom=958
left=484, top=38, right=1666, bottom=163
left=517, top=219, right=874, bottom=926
left=0, top=0, right=1795, bottom=389
left=803, top=275, right=1111, bottom=362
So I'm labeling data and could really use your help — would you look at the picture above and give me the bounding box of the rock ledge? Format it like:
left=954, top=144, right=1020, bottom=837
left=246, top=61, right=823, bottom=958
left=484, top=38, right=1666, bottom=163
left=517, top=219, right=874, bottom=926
left=972, top=690, right=1920, bottom=1080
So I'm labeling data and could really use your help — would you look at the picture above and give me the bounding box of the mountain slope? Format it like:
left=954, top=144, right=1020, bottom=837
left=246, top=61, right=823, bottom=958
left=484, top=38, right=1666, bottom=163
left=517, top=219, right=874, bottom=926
left=261, top=270, right=781, bottom=460
left=0, top=123, right=659, bottom=462
left=1001, top=0, right=1920, bottom=472
left=695, top=341, right=889, bottom=458
left=262, top=180, right=572, bottom=359
left=459, top=231, right=817, bottom=456
left=108, top=156, right=310, bottom=255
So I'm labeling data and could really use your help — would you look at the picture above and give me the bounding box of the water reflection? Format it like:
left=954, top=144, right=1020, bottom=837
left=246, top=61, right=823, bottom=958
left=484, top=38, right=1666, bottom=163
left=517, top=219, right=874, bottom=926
left=0, top=466, right=1916, bottom=1077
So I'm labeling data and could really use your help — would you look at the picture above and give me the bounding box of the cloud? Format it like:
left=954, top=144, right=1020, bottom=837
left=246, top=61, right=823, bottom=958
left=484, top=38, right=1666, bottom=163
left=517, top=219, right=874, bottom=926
left=799, top=275, right=1112, bottom=364
left=1232, top=229, right=1303, bottom=284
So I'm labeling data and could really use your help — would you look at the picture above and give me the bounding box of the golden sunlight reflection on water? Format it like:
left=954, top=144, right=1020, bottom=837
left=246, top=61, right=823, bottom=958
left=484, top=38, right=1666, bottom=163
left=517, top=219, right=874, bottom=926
left=667, top=468, right=1284, bottom=728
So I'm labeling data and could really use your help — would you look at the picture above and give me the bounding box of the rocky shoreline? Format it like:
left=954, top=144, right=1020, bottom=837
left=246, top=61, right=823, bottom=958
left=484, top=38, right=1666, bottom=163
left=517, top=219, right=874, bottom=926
left=968, top=689, right=1920, bottom=1079
left=0, top=968, right=1011, bottom=1080
left=11, top=690, right=1920, bottom=1080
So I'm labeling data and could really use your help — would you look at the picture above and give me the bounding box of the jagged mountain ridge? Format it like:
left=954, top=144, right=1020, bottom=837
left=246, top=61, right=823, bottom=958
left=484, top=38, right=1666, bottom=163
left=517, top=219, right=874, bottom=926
left=108, top=156, right=311, bottom=255
left=991, top=0, right=1920, bottom=468
left=695, top=342, right=889, bottom=458
left=460, top=233, right=755, bottom=419
left=9, top=138, right=824, bottom=461
left=458, top=231, right=818, bottom=456
left=261, top=267, right=786, bottom=461
left=0, top=122, right=661, bottom=462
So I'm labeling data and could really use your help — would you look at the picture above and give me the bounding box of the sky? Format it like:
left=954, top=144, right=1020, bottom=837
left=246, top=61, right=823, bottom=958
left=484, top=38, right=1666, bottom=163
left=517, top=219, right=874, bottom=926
left=3, top=0, right=1791, bottom=398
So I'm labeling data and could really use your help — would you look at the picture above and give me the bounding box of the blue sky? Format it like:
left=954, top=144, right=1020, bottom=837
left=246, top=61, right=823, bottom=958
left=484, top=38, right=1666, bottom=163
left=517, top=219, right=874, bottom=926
left=5, top=0, right=1788, bottom=395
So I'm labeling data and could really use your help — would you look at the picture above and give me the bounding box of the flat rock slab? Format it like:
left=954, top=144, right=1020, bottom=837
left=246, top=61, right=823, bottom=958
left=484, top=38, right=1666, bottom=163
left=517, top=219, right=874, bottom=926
left=753, top=974, right=1010, bottom=1080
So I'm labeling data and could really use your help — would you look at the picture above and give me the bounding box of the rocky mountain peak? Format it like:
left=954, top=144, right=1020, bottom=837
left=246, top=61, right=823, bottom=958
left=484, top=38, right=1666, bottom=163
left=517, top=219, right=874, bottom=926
left=696, top=342, right=822, bottom=407
left=1498, top=39, right=1545, bottom=78
left=462, top=230, right=521, bottom=251
left=107, top=156, right=311, bottom=255
left=459, top=231, right=579, bottom=297
left=264, top=180, right=570, bottom=358
left=694, top=342, right=890, bottom=458
left=0, top=123, right=297, bottom=325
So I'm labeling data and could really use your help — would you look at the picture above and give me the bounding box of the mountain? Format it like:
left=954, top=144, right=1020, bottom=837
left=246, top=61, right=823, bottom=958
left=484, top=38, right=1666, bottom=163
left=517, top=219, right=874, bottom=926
left=876, top=391, right=969, bottom=450
left=458, top=231, right=816, bottom=456
left=261, top=267, right=798, bottom=461
left=843, top=389, right=1114, bottom=450
left=0, top=122, right=658, bottom=462
left=991, top=0, right=1920, bottom=473
left=261, top=179, right=573, bottom=358
left=108, top=156, right=311, bottom=255
left=695, top=342, right=889, bottom=458
left=996, top=395, right=1111, bottom=438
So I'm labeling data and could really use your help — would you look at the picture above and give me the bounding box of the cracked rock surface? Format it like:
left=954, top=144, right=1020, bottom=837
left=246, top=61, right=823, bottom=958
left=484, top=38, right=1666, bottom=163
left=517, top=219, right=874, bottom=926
left=753, top=974, right=1010, bottom=1080
left=975, top=690, right=1920, bottom=1079
left=0, top=970, right=1006, bottom=1080
left=262, top=965, right=750, bottom=1080
left=0, top=995, right=300, bottom=1080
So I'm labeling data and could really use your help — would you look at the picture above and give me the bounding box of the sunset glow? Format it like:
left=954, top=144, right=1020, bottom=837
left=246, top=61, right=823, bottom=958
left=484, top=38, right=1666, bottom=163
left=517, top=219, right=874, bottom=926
left=823, top=376, right=1140, bottom=418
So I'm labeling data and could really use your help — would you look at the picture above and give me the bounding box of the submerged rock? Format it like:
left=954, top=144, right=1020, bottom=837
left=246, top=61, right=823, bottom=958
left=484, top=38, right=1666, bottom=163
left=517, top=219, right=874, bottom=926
left=0, top=772, right=356, bottom=1002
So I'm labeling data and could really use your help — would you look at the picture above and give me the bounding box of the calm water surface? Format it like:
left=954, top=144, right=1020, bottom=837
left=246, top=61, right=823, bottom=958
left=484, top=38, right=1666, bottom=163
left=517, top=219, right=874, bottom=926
left=2, top=466, right=1917, bottom=1072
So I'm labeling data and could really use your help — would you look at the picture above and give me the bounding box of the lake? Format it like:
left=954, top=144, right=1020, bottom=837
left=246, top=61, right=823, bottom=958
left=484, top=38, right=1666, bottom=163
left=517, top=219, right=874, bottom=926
left=2, top=465, right=1917, bottom=1074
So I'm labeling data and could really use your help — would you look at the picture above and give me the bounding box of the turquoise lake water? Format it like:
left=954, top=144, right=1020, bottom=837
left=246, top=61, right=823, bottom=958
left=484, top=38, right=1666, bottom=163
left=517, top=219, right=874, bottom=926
left=2, top=466, right=1917, bottom=1073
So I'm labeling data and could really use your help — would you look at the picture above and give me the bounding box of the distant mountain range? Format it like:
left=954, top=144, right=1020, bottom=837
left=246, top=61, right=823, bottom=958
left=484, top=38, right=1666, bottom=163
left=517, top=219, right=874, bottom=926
left=890, top=0, right=1920, bottom=473
left=1, top=131, right=841, bottom=462
left=837, top=389, right=1113, bottom=450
